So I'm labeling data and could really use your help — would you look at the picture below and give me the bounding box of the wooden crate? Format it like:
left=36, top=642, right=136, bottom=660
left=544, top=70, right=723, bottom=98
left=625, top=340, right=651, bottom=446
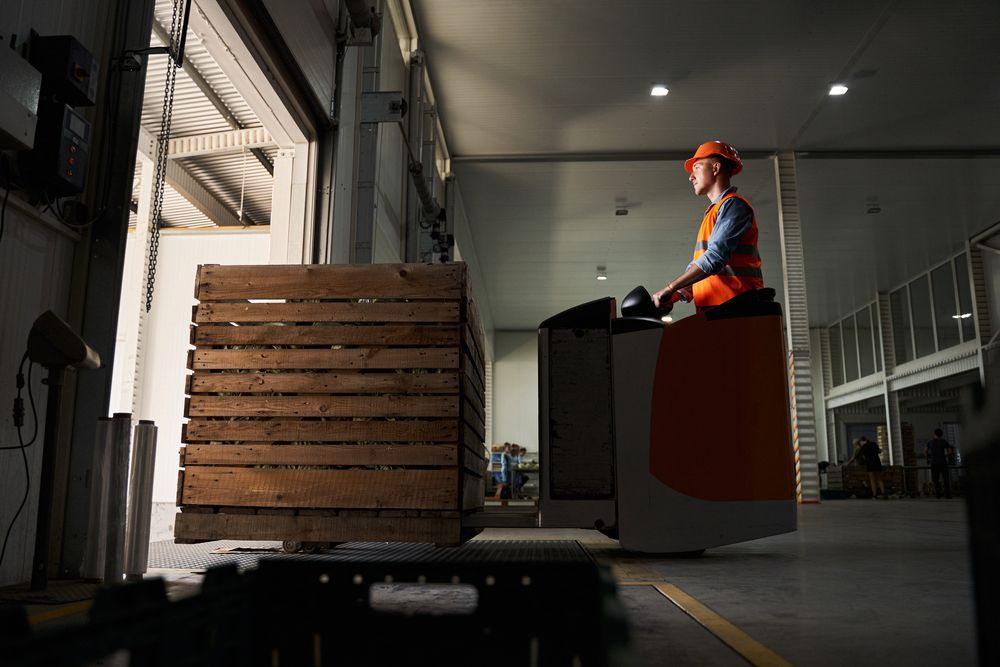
left=174, top=263, right=488, bottom=545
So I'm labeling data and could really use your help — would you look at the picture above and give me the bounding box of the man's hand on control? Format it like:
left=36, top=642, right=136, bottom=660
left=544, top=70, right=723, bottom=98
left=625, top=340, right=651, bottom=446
left=652, top=286, right=675, bottom=309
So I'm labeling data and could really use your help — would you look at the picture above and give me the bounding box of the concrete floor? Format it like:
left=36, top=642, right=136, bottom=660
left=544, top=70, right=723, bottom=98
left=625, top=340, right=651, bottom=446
left=478, top=499, right=977, bottom=666
left=15, top=499, right=977, bottom=666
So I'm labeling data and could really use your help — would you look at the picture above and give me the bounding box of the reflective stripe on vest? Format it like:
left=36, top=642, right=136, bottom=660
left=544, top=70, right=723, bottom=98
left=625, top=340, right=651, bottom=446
left=692, top=191, right=763, bottom=308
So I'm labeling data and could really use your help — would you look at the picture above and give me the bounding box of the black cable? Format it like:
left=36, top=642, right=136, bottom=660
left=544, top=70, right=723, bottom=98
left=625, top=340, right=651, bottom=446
left=0, top=355, right=37, bottom=569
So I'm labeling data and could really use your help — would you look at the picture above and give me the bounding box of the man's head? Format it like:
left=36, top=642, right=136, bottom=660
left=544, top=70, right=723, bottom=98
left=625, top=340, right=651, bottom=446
left=934, top=428, right=943, bottom=438
left=684, top=141, right=743, bottom=196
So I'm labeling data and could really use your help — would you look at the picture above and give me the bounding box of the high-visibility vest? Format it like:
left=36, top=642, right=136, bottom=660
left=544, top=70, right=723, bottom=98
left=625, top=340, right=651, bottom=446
left=691, top=191, right=763, bottom=308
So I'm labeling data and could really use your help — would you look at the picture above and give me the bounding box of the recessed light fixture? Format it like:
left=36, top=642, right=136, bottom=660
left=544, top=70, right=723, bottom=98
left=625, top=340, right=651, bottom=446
left=829, top=83, right=849, bottom=96
left=661, top=315, right=673, bottom=323
left=650, top=85, right=669, bottom=97
left=615, top=206, right=629, bottom=216
left=952, top=313, right=972, bottom=319
left=596, top=266, right=608, bottom=281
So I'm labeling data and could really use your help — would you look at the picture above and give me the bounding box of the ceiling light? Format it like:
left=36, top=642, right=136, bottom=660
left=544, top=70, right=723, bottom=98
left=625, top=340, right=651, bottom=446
left=650, top=85, right=669, bottom=97
left=596, top=266, right=608, bottom=281
left=952, top=313, right=972, bottom=319
left=615, top=206, right=629, bottom=216
left=829, top=83, right=849, bottom=96
left=661, top=315, right=673, bottom=323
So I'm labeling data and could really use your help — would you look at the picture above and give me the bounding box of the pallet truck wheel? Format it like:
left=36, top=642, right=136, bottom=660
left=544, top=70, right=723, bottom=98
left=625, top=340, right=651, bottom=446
left=301, top=541, right=336, bottom=553
left=282, top=540, right=302, bottom=554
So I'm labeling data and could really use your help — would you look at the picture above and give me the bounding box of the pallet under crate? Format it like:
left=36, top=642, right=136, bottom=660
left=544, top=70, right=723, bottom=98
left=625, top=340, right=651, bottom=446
left=175, top=262, right=488, bottom=546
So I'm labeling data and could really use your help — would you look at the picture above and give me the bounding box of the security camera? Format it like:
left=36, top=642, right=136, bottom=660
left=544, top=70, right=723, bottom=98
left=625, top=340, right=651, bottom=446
left=27, top=311, right=100, bottom=369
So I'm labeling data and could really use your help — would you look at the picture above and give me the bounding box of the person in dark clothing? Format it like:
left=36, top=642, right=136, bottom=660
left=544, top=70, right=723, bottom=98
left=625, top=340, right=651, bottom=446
left=925, top=428, right=955, bottom=499
left=846, top=436, right=886, bottom=498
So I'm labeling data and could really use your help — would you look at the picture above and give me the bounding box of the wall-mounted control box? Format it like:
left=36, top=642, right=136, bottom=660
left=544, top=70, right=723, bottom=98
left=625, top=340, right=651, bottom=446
left=29, top=34, right=99, bottom=107
left=23, top=104, right=91, bottom=196
left=0, top=45, right=42, bottom=150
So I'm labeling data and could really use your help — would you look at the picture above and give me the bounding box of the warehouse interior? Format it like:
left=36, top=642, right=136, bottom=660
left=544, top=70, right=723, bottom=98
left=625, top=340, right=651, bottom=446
left=1, top=0, right=998, bottom=665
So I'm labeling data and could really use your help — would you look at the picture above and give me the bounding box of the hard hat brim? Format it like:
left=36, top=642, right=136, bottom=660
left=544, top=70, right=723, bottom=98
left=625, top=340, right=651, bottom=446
left=683, top=154, right=743, bottom=175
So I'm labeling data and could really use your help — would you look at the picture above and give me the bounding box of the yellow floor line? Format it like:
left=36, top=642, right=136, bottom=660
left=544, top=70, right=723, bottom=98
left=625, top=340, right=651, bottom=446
left=653, top=583, right=794, bottom=667
left=28, top=600, right=93, bottom=625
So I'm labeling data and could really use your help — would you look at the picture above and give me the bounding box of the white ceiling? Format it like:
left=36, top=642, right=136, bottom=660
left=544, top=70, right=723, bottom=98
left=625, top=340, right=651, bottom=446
left=409, top=0, right=1000, bottom=329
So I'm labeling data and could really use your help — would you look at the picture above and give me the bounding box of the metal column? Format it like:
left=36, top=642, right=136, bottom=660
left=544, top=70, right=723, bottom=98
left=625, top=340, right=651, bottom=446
left=877, top=292, right=903, bottom=465
left=403, top=50, right=424, bottom=262
left=968, top=242, right=993, bottom=389
left=773, top=152, right=820, bottom=502
left=351, top=8, right=382, bottom=263
left=61, top=0, right=157, bottom=578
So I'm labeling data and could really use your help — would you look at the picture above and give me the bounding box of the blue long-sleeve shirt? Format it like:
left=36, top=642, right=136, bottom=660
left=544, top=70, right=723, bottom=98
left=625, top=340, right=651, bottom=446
left=692, top=186, right=754, bottom=276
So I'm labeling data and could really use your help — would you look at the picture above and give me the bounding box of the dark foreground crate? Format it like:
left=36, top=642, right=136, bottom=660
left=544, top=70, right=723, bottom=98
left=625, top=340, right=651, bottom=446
left=2, top=541, right=631, bottom=667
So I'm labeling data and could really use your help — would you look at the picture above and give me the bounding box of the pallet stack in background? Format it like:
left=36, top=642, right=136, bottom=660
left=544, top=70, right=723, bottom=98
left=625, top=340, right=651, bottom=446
left=174, top=263, right=488, bottom=546
left=877, top=422, right=918, bottom=495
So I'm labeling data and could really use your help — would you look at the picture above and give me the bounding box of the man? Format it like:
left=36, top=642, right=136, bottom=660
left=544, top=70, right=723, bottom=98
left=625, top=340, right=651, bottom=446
left=846, top=435, right=887, bottom=498
left=652, top=140, right=763, bottom=312
left=925, top=428, right=954, bottom=499
left=498, top=442, right=516, bottom=500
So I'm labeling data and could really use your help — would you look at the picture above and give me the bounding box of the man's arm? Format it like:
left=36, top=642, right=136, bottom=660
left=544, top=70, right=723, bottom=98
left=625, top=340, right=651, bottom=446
left=652, top=264, right=707, bottom=307
left=652, top=197, right=753, bottom=308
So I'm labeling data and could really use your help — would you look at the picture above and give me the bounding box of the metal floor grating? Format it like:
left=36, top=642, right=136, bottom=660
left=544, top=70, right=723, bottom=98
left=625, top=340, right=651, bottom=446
left=148, top=539, right=591, bottom=571
left=0, top=580, right=102, bottom=605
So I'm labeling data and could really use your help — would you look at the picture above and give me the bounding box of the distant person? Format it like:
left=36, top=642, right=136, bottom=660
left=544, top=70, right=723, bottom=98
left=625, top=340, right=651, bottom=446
left=846, top=436, right=886, bottom=498
left=924, top=429, right=954, bottom=499
left=498, top=443, right=516, bottom=500
left=511, top=444, right=530, bottom=498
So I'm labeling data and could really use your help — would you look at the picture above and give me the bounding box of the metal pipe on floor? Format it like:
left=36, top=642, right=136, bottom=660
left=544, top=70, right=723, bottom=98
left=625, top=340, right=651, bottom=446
left=124, top=420, right=158, bottom=582
left=103, top=413, right=132, bottom=585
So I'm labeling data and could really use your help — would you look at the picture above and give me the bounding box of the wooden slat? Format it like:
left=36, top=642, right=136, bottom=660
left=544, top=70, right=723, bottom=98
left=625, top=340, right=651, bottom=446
left=462, top=471, right=485, bottom=511
left=182, top=467, right=458, bottom=509
left=197, top=263, right=466, bottom=301
left=188, top=395, right=459, bottom=418
left=462, top=342, right=486, bottom=390
left=463, top=322, right=485, bottom=380
left=460, top=445, right=487, bottom=479
left=183, top=419, right=458, bottom=443
left=193, top=324, right=460, bottom=347
left=195, top=301, right=461, bottom=324
left=460, top=442, right=488, bottom=469
left=461, top=421, right=484, bottom=451
left=462, top=355, right=485, bottom=400
left=463, top=377, right=485, bottom=422
left=187, top=371, right=459, bottom=395
left=176, top=469, right=185, bottom=505
left=192, top=348, right=459, bottom=370
left=463, top=396, right=486, bottom=443
left=174, top=513, right=460, bottom=544
left=183, top=443, right=458, bottom=467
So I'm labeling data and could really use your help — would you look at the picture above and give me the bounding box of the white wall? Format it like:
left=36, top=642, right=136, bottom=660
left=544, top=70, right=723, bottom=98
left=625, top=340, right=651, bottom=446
left=110, top=228, right=270, bottom=540
left=0, top=0, right=112, bottom=589
left=0, top=201, right=78, bottom=585
left=493, top=331, right=538, bottom=454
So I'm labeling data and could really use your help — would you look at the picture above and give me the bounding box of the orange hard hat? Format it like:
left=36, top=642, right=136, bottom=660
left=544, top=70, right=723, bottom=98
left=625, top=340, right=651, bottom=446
left=684, top=140, right=743, bottom=175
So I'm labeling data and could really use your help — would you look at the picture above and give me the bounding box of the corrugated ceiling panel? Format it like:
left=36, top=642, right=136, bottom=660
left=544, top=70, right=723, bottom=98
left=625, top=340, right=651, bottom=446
left=131, top=0, right=274, bottom=230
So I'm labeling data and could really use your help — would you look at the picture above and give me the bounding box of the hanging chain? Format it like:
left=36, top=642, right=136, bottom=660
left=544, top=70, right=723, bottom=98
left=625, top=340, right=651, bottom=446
left=144, top=0, right=184, bottom=312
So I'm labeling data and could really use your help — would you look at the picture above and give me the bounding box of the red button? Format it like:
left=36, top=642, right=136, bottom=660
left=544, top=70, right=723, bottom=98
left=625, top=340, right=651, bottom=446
left=68, top=157, right=76, bottom=165
left=67, top=170, right=74, bottom=177
left=69, top=145, right=77, bottom=153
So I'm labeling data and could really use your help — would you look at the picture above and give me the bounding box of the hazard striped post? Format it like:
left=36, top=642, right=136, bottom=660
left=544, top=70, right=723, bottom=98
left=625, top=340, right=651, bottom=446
left=788, top=351, right=802, bottom=501
left=774, top=153, right=820, bottom=503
